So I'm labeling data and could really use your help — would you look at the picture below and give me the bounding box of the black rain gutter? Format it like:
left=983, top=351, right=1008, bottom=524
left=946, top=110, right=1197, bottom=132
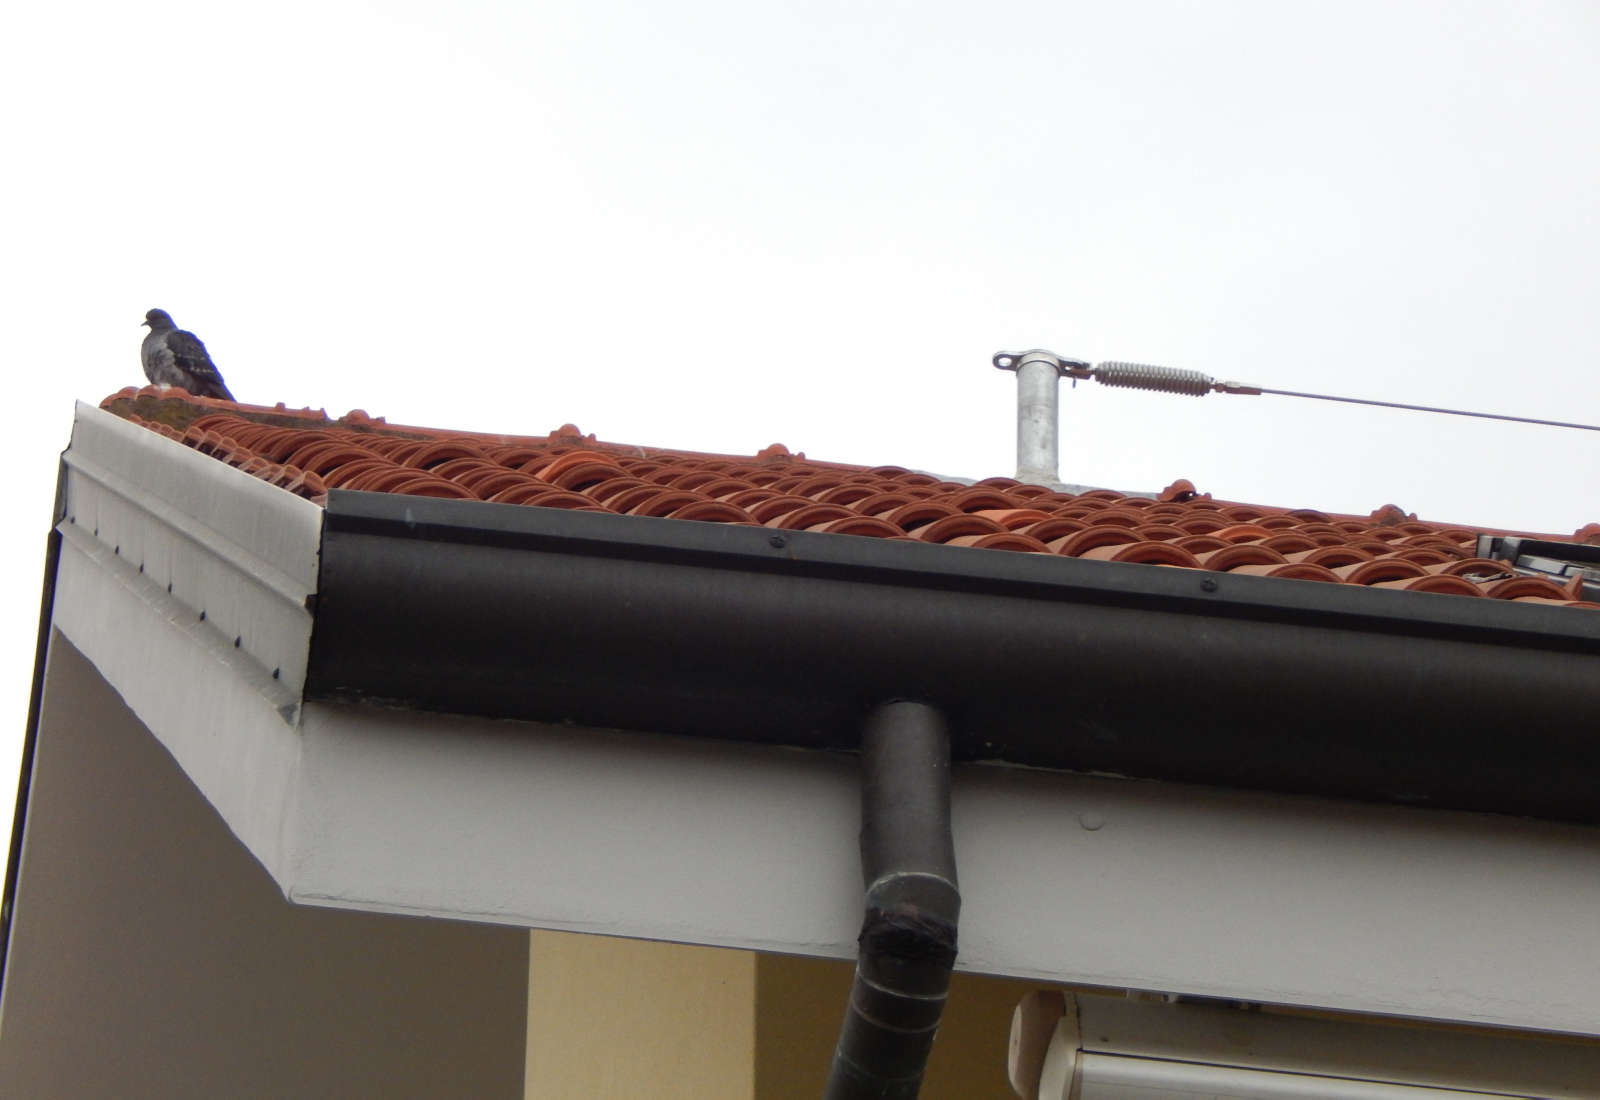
left=307, top=490, right=1600, bottom=825
left=825, top=701, right=959, bottom=1100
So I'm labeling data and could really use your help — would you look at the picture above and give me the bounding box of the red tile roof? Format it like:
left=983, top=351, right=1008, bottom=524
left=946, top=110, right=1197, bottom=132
left=102, top=388, right=1600, bottom=611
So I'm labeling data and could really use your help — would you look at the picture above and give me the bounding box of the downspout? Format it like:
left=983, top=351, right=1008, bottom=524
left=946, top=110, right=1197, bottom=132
left=825, top=701, right=960, bottom=1100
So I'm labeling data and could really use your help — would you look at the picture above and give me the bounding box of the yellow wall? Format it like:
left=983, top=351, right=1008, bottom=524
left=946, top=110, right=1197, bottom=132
left=526, top=928, right=1039, bottom=1098
left=526, top=930, right=758, bottom=1098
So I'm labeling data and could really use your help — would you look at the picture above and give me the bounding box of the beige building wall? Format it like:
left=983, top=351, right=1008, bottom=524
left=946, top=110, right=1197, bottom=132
left=0, top=635, right=529, bottom=1099
left=527, top=928, right=1039, bottom=1098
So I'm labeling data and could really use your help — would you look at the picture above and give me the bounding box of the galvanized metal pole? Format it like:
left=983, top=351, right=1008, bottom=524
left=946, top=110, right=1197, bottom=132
left=992, top=350, right=1090, bottom=486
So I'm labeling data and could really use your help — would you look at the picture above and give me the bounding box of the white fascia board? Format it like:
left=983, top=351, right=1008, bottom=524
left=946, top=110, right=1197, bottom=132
left=284, top=700, right=1600, bottom=1038
left=50, top=403, right=319, bottom=880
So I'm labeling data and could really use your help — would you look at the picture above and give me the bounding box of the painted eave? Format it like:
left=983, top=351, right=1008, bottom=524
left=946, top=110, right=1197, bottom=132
left=29, top=403, right=1600, bottom=1038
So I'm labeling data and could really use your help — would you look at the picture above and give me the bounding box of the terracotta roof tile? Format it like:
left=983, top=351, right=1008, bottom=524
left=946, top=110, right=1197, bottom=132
left=102, top=388, right=1600, bottom=612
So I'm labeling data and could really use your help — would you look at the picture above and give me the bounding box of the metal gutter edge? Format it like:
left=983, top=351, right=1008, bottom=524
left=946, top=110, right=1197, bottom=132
left=308, top=490, right=1600, bottom=825
left=0, top=456, right=67, bottom=994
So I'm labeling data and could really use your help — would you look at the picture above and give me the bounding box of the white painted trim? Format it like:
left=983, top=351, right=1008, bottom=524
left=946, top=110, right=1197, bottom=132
left=280, top=701, right=1600, bottom=1038
left=62, top=402, right=319, bottom=695
left=51, top=530, right=303, bottom=883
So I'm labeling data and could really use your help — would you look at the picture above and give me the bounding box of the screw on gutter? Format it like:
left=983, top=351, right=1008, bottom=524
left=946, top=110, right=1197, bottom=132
left=769, top=533, right=787, bottom=549
left=1201, top=578, right=1219, bottom=592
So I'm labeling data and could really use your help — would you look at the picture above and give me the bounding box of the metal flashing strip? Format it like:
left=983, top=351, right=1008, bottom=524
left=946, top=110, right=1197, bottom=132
left=62, top=403, right=320, bottom=696
left=310, top=491, right=1600, bottom=825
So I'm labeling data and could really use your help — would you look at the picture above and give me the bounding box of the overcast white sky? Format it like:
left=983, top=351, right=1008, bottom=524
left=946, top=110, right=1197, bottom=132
left=2, top=1, right=1597, bottom=835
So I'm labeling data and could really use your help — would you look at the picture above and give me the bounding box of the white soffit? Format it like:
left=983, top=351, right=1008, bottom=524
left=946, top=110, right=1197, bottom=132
left=46, top=402, right=1600, bottom=1038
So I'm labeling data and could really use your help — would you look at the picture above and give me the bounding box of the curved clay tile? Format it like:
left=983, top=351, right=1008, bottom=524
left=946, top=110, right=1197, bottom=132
left=628, top=489, right=711, bottom=518
left=391, top=477, right=478, bottom=501
left=1286, top=545, right=1374, bottom=568
left=319, top=459, right=400, bottom=489
left=1374, top=575, right=1485, bottom=597
left=765, top=474, right=815, bottom=495
left=813, top=516, right=904, bottom=539
left=747, top=495, right=823, bottom=524
left=1482, top=576, right=1573, bottom=601
left=916, top=513, right=1009, bottom=544
left=973, top=476, right=1023, bottom=489
left=948, top=487, right=1027, bottom=512
left=460, top=470, right=547, bottom=500
left=1133, top=523, right=1187, bottom=542
left=478, top=444, right=551, bottom=467
left=1055, top=525, right=1144, bottom=558
left=521, top=489, right=605, bottom=511
left=425, top=457, right=503, bottom=482
left=890, top=472, right=941, bottom=487
left=721, top=487, right=780, bottom=509
left=1073, top=508, right=1142, bottom=529
left=860, top=465, right=912, bottom=478
left=582, top=477, right=653, bottom=505
left=1259, top=533, right=1319, bottom=554
left=1016, top=516, right=1087, bottom=544
left=1172, top=515, right=1229, bottom=535
left=851, top=491, right=918, bottom=517
left=816, top=483, right=884, bottom=506
left=661, top=469, right=727, bottom=492
left=1348, top=538, right=1400, bottom=555
left=532, top=450, right=623, bottom=481
left=974, top=508, right=1053, bottom=530
left=737, top=470, right=786, bottom=489
left=342, top=466, right=439, bottom=493
left=883, top=500, right=962, bottom=533
left=401, top=441, right=488, bottom=470
left=640, top=460, right=710, bottom=486
left=1395, top=535, right=1471, bottom=558
left=1285, top=509, right=1333, bottom=522
left=694, top=477, right=760, bottom=500
left=483, top=483, right=553, bottom=505
left=771, top=503, right=857, bottom=531
left=1435, top=557, right=1514, bottom=580
left=954, top=531, right=1052, bottom=553
left=788, top=474, right=856, bottom=499
left=545, top=460, right=631, bottom=492
left=1212, top=523, right=1276, bottom=544
left=1260, top=562, right=1341, bottom=583
left=1197, top=544, right=1289, bottom=571
left=1008, top=484, right=1061, bottom=501
left=1172, top=534, right=1230, bottom=554
left=378, top=441, right=434, bottom=466
left=1220, top=506, right=1267, bottom=522
left=666, top=500, right=756, bottom=524
left=1387, top=547, right=1454, bottom=566
left=284, top=441, right=390, bottom=477
left=1082, top=541, right=1202, bottom=567
left=1076, top=489, right=1126, bottom=503
left=1334, top=559, right=1428, bottom=584
left=1255, top=515, right=1304, bottom=530
left=1574, top=522, right=1600, bottom=545
left=249, top=428, right=328, bottom=463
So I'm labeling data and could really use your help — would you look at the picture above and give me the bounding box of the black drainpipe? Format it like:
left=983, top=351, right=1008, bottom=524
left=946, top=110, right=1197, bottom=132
left=825, top=701, right=961, bottom=1100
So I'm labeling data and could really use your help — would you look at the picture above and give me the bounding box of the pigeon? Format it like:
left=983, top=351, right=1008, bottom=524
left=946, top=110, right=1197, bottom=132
left=140, top=309, right=235, bottom=400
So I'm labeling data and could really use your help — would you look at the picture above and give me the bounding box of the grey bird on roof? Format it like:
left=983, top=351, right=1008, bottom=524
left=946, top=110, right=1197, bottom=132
left=140, top=309, right=235, bottom=401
